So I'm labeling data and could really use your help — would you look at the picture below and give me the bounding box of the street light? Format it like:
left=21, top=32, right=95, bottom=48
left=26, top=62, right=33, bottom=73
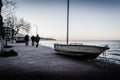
left=34, top=25, right=38, bottom=35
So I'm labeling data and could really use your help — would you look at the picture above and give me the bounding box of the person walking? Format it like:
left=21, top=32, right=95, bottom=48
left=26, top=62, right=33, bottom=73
left=35, top=34, right=40, bottom=47
left=31, top=35, right=35, bottom=46
left=24, top=34, right=29, bottom=46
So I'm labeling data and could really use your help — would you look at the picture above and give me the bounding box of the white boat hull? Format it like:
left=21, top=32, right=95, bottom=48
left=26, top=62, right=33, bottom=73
left=54, top=44, right=109, bottom=59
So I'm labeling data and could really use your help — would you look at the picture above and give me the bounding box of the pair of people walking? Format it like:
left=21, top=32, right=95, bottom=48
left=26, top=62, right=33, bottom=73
left=31, top=34, right=40, bottom=47
left=24, top=34, right=40, bottom=47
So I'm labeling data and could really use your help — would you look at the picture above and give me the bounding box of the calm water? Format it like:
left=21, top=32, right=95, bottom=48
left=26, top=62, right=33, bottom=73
left=40, top=40, right=120, bottom=64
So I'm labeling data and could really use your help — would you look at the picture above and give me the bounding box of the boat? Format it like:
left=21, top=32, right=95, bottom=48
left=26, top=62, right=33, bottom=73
left=54, top=44, right=109, bottom=59
left=54, top=0, right=110, bottom=59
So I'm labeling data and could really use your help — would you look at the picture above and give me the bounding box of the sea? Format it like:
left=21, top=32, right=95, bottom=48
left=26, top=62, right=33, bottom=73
left=40, top=40, right=120, bottom=65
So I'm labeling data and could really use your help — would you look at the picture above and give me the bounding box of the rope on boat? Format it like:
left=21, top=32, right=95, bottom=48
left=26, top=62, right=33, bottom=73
left=103, top=51, right=108, bottom=67
left=95, top=45, right=109, bottom=68
left=95, top=51, right=108, bottom=68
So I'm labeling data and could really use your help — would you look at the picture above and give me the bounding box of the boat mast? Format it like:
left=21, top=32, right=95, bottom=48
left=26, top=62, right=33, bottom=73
left=66, top=0, right=69, bottom=44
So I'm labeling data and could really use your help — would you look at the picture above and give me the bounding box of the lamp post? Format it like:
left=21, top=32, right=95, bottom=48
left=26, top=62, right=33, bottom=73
left=34, top=25, right=38, bottom=35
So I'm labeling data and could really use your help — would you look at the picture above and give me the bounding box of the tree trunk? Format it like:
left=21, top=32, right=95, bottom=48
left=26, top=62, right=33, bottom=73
left=11, top=28, right=14, bottom=43
left=0, top=0, right=4, bottom=53
left=0, top=37, right=4, bottom=53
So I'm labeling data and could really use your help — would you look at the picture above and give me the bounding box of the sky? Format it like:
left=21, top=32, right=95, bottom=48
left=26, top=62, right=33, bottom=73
left=15, top=0, right=120, bottom=40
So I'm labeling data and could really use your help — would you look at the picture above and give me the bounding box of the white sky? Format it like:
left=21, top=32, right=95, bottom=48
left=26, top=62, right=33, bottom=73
left=15, top=0, right=120, bottom=40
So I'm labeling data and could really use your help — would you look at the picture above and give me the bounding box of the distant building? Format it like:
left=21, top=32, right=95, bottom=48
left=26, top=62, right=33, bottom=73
left=15, top=33, right=25, bottom=43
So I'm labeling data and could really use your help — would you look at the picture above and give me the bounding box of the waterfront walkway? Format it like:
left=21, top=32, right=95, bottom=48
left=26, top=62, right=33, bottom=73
left=0, top=43, right=120, bottom=80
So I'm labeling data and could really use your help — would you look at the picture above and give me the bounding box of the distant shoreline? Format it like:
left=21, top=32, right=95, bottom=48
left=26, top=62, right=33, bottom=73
left=40, top=38, right=56, bottom=41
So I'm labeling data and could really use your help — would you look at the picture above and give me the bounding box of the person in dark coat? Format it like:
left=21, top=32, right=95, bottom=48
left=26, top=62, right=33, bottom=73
left=35, top=34, right=40, bottom=47
left=31, top=35, right=35, bottom=46
left=24, top=34, right=29, bottom=46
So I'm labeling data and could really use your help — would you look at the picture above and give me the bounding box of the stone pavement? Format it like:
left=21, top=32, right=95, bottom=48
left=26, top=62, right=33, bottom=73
left=0, top=43, right=120, bottom=80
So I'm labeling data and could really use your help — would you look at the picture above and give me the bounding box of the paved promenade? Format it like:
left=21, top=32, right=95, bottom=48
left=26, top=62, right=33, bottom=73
left=0, top=43, right=120, bottom=80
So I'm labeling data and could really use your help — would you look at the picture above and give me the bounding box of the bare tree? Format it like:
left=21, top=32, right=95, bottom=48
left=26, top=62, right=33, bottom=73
left=0, top=0, right=18, bottom=53
left=5, top=15, right=31, bottom=34
left=18, top=18, right=31, bottom=34
left=4, top=15, right=31, bottom=40
left=2, top=0, right=17, bottom=39
left=2, top=0, right=31, bottom=35
left=2, top=0, right=17, bottom=19
left=2, top=0, right=30, bottom=43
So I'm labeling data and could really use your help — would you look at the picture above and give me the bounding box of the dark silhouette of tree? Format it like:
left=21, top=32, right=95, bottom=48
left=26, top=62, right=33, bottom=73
left=0, top=0, right=4, bottom=38
left=2, top=0, right=31, bottom=43
left=1, top=0, right=17, bottom=45
left=0, top=0, right=4, bottom=53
